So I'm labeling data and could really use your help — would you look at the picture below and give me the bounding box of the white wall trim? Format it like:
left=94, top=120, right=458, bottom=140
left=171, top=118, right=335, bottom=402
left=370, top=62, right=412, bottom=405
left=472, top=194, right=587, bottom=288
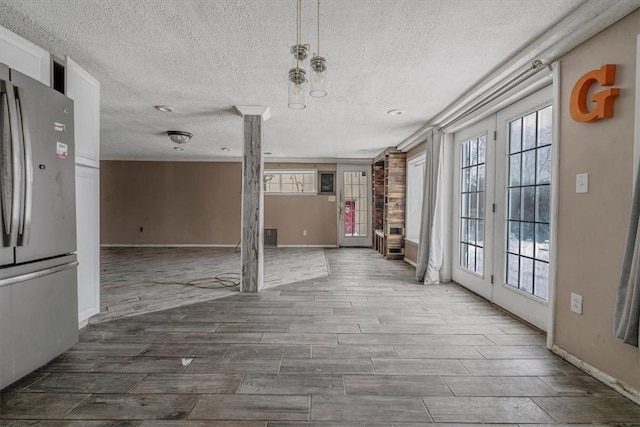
left=634, top=33, right=640, bottom=179
left=403, top=257, right=417, bottom=268
left=100, top=243, right=238, bottom=248
left=547, top=61, right=562, bottom=349
left=100, top=157, right=373, bottom=164
left=276, top=244, right=338, bottom=248
left=551, top=344, right=640, bottom=405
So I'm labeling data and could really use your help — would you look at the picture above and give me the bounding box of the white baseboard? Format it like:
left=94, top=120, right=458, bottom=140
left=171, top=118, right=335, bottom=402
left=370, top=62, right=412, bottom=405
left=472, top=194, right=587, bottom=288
left=551, top=344, right=640, bottom=405
left=101, top=244, right=238, bottom=248
left=403, top=257, right=417, bottom=267
left=78, top=318, right=89, bottom=329
left=276, top=245, right=338, bottom=248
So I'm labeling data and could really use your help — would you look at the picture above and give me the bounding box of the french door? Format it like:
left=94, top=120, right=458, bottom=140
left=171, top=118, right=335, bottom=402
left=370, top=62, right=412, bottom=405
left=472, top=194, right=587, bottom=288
left=452, top=117, right=496, bottom=299
left=337, top=164, right=371, bottom=247
left=453, top=86, right=553, bottom=331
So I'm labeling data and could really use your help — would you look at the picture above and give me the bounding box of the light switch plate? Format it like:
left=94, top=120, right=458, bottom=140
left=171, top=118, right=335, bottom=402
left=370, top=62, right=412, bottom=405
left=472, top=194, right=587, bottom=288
left=576, top=173, right=589, bottom=193
left=570, top=292, right=583, bottom=314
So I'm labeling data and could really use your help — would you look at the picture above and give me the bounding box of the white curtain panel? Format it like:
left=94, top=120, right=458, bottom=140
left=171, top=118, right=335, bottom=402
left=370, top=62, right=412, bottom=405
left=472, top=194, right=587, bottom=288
left=615, top=163, right=640, bottom=348
left=416, top=129, right=444, bottom=284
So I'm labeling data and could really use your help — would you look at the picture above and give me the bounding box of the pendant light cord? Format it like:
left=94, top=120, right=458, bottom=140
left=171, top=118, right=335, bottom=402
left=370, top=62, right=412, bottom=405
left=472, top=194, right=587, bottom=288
left=296, top=0, right=302, bottom=66
left=317, top=0, right=320, bottom=56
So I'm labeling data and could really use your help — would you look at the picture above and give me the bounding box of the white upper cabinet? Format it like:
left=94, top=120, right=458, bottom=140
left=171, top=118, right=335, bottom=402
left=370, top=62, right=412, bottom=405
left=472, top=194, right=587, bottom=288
left=0, top=26, right=50, bottom=86
left=66, top=57, right=100, bottom=167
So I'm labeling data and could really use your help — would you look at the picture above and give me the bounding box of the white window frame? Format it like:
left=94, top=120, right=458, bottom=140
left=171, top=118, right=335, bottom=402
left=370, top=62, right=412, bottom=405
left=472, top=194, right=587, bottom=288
left=264, top=169, right=317, bottom=195
left=405, top=153, right=426, bottom=243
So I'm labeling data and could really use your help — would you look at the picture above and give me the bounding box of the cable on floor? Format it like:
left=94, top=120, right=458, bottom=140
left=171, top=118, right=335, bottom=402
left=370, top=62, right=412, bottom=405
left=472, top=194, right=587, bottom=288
left=150, top=272, right=240, bottom=289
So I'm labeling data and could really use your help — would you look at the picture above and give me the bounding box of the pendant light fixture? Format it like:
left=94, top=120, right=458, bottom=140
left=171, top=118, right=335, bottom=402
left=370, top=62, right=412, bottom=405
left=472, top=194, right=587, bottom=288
left=288, top=0, right=309, bottom=109
left=310, top=0, right=327, bottom=97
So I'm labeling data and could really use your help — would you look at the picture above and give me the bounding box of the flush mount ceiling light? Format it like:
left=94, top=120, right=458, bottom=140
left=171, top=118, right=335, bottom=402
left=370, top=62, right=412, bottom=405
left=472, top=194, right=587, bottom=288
left=221, top=147, right=231, bottom=152
left=173, top=146, right=184, bottom=151
left=387, top=109, right=404, bottom=116
left=288, top=0, right=328, bottom=109
left=167, top=130, right=192, bottom=144
left=154, top=105, right=173, bottom=112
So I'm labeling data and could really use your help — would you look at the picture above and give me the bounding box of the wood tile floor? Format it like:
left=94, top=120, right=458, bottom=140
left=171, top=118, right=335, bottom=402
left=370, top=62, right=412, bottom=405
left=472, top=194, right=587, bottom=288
left=3, top=248, right=640, bottom=425
left=94, top=247, right=329, bottom=323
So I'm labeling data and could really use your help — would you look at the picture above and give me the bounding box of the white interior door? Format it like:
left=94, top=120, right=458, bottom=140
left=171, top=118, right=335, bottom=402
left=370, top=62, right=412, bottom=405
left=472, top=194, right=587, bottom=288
left=452, top=117, right=496, bottom=300
left=337, top=164, right=371, bottom=247
left=452, top=86, right=553, bottom=331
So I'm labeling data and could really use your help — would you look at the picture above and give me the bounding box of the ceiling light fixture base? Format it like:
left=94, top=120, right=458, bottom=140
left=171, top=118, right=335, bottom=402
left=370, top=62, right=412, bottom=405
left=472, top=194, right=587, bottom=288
left=290, top=44, right=310, bottom=61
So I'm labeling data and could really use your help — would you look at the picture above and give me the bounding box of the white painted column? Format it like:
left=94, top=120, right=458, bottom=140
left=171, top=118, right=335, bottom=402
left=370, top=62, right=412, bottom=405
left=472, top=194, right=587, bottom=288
left=235, top=106, right=271, bottom=292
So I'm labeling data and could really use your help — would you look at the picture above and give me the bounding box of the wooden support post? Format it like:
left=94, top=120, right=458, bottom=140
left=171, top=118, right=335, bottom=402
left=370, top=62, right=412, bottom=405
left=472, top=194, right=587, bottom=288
left=235, top=106, right=271, bottom=292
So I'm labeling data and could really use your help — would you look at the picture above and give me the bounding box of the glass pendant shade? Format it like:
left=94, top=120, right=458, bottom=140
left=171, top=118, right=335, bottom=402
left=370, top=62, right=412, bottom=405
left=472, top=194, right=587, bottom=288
left=288, top=67, right=307, bottom=110
left=310, top=56, right=327, bottom=97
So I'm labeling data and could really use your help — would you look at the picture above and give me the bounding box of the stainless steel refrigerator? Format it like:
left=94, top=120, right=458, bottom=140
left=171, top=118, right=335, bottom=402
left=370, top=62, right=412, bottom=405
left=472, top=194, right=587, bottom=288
left=0, top=62, right=78, bottom=389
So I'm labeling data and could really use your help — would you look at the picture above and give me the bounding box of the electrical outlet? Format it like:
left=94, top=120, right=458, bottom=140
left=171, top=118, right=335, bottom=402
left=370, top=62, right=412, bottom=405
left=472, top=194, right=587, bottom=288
left=303, top=230, right=307, bottom=236
left=570, top=292, right=583, bottom=315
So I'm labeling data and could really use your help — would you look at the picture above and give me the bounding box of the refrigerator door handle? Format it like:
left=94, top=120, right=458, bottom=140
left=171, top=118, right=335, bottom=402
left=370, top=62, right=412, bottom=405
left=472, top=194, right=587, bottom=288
left=15, top=87, right=32, bottom=246
left=0, top=261, right=78, bottom=287
left=1, top=81, right=22, bottom=248
left=0, top=85, right=10, bottom=245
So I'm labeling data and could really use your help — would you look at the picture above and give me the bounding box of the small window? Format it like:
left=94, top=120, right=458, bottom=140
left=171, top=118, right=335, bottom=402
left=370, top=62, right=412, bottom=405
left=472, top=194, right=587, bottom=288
left=264, top=170, right=317, bottom=194
left=406, top=154, right=426, bottom=242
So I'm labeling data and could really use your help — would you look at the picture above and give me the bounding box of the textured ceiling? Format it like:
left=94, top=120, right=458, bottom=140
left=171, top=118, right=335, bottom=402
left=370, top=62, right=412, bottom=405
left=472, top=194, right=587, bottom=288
left=0, top=0, right=585, bottom=161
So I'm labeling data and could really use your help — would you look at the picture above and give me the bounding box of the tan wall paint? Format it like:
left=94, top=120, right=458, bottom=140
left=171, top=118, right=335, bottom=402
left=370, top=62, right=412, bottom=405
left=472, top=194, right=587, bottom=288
left=555, top=10, right=640, bottom=390
left=101, top=161, right=338, bottom=246
left=264, top=163, right=337, bottom=246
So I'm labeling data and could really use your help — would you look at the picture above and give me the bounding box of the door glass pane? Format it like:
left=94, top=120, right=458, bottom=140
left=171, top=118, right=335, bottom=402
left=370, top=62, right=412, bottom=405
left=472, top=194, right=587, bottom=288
left=523, top=112, right=537, bottom=150
left=535, top=185, right=550, bottom=222
left=504, top=105, right=552, bottom=300
left=520, top=222, right=534, bottom=257
left=507, top=253, right=519, bottom=287
left=509, top=154, right=521, bottom=187
left=537, top=106, right=552, bottom=147
left=459, top=135, right=485, bottom=275
left=536, top=145, right=551, bottom=184
left=343, top=171, right=368, bottom=237
left=508, top=188, right=521, bottom=220
left=460, top=243, right=469, bottom=269
left=508, top=221, right=519, bottom=253
left=534, top=261, right=549, bottom=299
left=520, top=257, right=534, bottom=293
left=535, top=223, right=550, bottom=262
left=510, top=119, right=522, bottom=154
left=522, top=187, right=535, bottom=222
left=522, top=150, right=536, bottom=185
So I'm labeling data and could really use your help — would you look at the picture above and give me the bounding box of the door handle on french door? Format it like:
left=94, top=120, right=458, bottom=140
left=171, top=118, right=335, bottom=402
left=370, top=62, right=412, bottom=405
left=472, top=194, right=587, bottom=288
left=15, top=87, right=32, bottom=246
left=2, top=81, right=22, bottom=248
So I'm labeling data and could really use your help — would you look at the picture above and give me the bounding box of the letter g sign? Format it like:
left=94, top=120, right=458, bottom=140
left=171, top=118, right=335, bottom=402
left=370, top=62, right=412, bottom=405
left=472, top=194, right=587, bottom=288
left=570, top=64, right=620, bottom=123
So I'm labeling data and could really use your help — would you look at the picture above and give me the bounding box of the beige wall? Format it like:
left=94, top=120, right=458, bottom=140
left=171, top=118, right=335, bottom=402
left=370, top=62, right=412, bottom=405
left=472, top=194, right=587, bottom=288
left=101, top=161, right=338, bottom=246
left=554, top=10, right=639, bottom=390
left=264, top=163, right=337, bottom=246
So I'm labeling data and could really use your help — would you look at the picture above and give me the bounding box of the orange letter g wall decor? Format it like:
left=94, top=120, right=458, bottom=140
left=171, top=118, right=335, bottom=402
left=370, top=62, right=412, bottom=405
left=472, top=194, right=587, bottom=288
left=570, top=64, right=620, bottom=123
